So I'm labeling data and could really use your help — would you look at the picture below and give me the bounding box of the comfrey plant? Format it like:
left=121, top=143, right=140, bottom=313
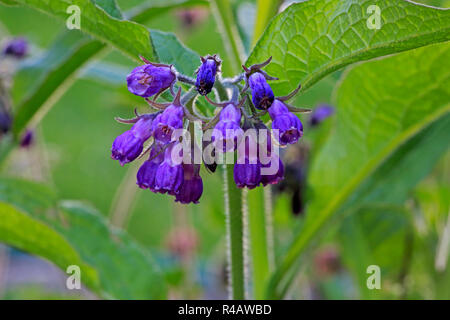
left=111, top=56, right=310, bottom=204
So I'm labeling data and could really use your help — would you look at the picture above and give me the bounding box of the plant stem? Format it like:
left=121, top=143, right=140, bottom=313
left=252, top=0, right=283, bottom=47
left=209, top=0, right=245, bottom=74
left=223, top=164, right=245, bottom=299
left=248, top=187, right=271, bottom=299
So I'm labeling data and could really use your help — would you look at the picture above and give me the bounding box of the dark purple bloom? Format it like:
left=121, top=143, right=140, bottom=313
left=196, top=56, right=219, bottom=96
left=268, top=99, right=303, bottom=145
left=136, top=143, right=164, bottom=191
left=309, top=104, right=335, bottom=127
left=111, top=114, right=154, bottom=166
left=0, top=110, right=12, bottom=134
left=175, top=164, right=203, bottom=204
left=234, top=134, right=262, bottom=189
left=127, top=63, right=175, bottom=98
left=154, top=143, right=184, bottom=195
left=248, top=72, right=274, bottom=110
left=20, top=130, right=34, bottom=148
left=261, top=155, right=284, bottom=186
left=234, top=160, right=261, bottom=189
left=2, top=37, right=28, bottom=58
left=152, top=104, right=184, bottom=144
left=212, top=103, right=243, bottom=152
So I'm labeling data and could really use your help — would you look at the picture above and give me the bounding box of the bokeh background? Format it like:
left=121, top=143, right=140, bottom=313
left=0, top=0, right=449, bottom=299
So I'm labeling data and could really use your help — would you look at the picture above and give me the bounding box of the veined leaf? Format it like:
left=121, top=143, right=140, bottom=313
left=0, top=201, right=100, bottom=291
left=56, top=201, right=167, bottom=299
left=247, top=0, right=450, bottom=95
left=0, top=177, right=57, bottom=215
left=9, top=2, right=203, bottom=138
left=268, top=43, right=450, bottom=298
left=13, top=0, right=153, bottom=62
left=12, top=32, right=105, bottom=136
left=92, top=0, right=122, bottom=19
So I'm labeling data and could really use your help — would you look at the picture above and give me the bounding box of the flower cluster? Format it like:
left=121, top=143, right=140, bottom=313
left=111, top=55, right=309, bottom=204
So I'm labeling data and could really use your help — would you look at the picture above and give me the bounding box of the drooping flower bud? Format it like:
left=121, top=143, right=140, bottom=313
left=0, top=110, right=12, bottom=134
left=309, top=104, right=335, bottom=127
left=20, top=129, right=34, bottom=148
left=234, top=133, right=261, bottom=189
left=175, top=164, right=203, bottom=204
left=2, top=37, right=28, bottom=59
left=127, top=62, right=176, bottom=98
left=195, top=55, right=220, bottom=96
left=248, top=72, right=274, bottom=110
left=268, top=99, right=303, bottom=145
left=111, top=114, right=155, bottom=166
left=212, top=103, right=243, bottom=152
left=150, top=89, right=185, bottom=144
left=136, top=143, right=165, bottom=191
left=154, top=143, right=184, bottom=195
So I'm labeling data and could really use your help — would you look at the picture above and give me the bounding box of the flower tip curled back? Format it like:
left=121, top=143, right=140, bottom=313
left=154, top=143, right=184, bottom=195
left=196, top=55, right=221, bottom=96
left=111, top=115, right=155, bottom=165
left=248, top=72, right=275, bottom=110
left=269, top=100, right=303, bottom=145
left=175, top=164, right=203, bottom=204
left=2, top=37, right=28, bottom=58
left=111, top=131, right=144, bottom=166
left=233, top=161, right=262, bottom=189
left=127, top=63, right=176, bottom=98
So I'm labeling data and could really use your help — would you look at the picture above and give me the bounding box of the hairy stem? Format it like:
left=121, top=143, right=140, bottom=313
left=223, top=164, right=245, bottom=299
left=209, top=0, right=245, bottom=74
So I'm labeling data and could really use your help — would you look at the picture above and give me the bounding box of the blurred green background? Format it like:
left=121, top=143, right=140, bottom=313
left=0, top=0, right=449, bottom=299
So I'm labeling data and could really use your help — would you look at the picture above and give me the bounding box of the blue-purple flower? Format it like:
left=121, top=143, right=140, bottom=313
left=309, top=104, right=335, bottom=127
left=248, top=72, right=274, bottom=110
left=127, top=63, right=176, bottom=98
left=268, top=99, right=303, bottom=146
left=234, top=134, right=262, bottom=189
left=154, top=143, right=184, bottom=195
left=175, top=164, right=203, bottom=204
left=196, top=55, right=220, bottom=96
left=136, top=143, right=165, bottom=191
left=150, top=90, right=185, bottom=144
left=0, top=110, right=11, bottom=134
left=111, top=114, right=155, bottom=166
left=2, top=37, right=28, bottom=58
left=212, top=103, right=243, bottom=152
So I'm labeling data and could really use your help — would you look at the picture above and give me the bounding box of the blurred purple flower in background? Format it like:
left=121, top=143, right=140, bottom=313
left=2, top=37, right=28, bottom=58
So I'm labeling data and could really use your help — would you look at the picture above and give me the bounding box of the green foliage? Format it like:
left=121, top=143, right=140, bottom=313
left=269, top=43, right=450, bottom=298
left=13, top=0, right=154, bottom=62
left=0, top=200, right=100, bottom=291
left=247, top=0, right=450, bottom=94
left=55, top=201, right=167, bottom=299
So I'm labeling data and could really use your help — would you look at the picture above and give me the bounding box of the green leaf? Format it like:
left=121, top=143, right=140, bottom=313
left=0, top=200, right=100, bottom=291
left=150, top=29, right=200, bottom=76
left=10, top=3, right=202, bottom=138
left=0, top=177, right=57, bottom=215
left=55, top=201, right=167, bottom=299
left=252, top=0, right=282, bottom=47
left=268, top=43, right=450, bottom=298
left=339, top=205, right=411, bottom=299
left=12, top=32, right=105, bottom=136
left=92, top=0, right=122, bottom=19
left=127, top=0, right=208, bottom=24
left=247, top=0, right=450, bottom=95
left=210, top=0, right=246, bottom=73
left=14, top=0, right=153, bottom=62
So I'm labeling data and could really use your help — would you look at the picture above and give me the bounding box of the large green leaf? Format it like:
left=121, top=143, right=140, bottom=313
left=0, top=201, right=100, bottom=291
left=268, top=43, right=450, bottom=298
left=55, top=201, right=167, bottom=299
left=0, top=177, right=166, bottom=299
left=247, top=0, right=450, bottom=95
left=8, top=2, right=202, bottom=139
left=339, top=205, right=411, bottom=299
left=13, top=0, right=153, bottom=62
left=12, top=32, right=105, bottom=136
